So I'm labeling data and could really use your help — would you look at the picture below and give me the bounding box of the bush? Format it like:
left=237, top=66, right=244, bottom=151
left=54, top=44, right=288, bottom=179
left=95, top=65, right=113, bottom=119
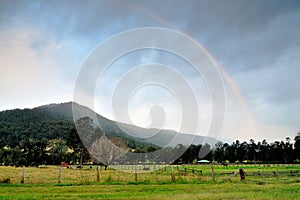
left=0, top=178, right=11, bottom=184
left=16, top=158, right=27, bottom=167
left=30, top=162, right=39, bottom=167
left=3, top=158, right=11, bottom=166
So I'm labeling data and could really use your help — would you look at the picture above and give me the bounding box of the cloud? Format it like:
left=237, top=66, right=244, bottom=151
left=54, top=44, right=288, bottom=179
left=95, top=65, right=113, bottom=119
left=0, top=0, right=299, bottom=141
left=0, top=28, right=73, bottom=110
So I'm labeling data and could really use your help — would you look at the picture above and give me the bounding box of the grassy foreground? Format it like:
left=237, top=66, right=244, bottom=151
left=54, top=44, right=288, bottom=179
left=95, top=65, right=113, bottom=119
left=0, top=165, right=299, bottom=199
left=0, top=182, right=299, bottom=200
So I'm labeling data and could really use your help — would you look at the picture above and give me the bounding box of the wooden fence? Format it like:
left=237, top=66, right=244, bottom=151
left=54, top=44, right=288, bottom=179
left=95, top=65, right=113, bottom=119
left=1, top=165, right=300, bottom=184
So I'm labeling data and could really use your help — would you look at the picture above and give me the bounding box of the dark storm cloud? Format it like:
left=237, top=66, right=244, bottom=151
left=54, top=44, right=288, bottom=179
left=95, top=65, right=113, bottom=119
left=2, top=0, right=299, bottom=50
left=0, top=0, right=299, bottom=140
left=170, top=0, right=300, bottom=72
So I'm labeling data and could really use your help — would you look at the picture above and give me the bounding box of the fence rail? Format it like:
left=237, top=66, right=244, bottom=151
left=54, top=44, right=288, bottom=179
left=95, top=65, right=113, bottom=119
left=247, top=169, right=300, bottom=177
left=1, top=165, right=300, bottom=185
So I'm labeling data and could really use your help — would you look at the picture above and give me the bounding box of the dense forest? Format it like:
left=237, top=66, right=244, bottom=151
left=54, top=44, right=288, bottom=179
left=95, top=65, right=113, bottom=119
left=0, top=105, right=299, bottom=167
left=0, top=107, right=159, bottom=166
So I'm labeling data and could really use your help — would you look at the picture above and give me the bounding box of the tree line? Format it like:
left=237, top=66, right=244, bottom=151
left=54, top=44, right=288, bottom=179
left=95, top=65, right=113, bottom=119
left=0, top=115, right=299, bottom=167
left=178, top=134, right=300, bottom=164
left=0, top=116, right=160, bottom=167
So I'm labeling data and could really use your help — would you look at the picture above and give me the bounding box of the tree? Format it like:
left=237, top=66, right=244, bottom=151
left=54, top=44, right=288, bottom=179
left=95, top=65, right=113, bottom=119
left=90, top=132, right=128, bottom=169
left=75, top=117, right=95, bottom=147
left=176, top=144, right=201, bottom=164
left=247, top=139, right=256, bottom=162
left=213, top=142, right=224, bottom=163
left=283, top=137, right=293, bottom=163
left=294, top=132, right=300, bottom=160
left=260, top=139, right=269, bottom=162
left=48, top=139, right=68, bottom=165
left=66, top=127, right=90, bottom=166
left=198, top=143, right=212, bottom=161
left=269, top=141, right=285, bottom=163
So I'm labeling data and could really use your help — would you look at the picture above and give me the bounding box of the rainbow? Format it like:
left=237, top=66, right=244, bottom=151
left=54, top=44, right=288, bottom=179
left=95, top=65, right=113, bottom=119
left=114, top=1, right=258, bottom=138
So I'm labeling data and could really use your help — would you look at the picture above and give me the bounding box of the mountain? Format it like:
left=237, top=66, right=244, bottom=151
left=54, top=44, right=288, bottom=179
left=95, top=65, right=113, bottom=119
left=43, top=102, right=219, bottom=147
left=0, top=102, right=219, bottom=148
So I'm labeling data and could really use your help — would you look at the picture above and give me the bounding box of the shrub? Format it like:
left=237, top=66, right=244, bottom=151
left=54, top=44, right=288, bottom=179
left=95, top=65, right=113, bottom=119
left=0, top=178, right=11, bottom=184
left=30, top=162, right=39, bottom=167
left=17, top=158, right=27, bottom=167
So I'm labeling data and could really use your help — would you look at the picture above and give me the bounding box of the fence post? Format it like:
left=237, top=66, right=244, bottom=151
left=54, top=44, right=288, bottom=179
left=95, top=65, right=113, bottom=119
left=211, top=163, right=215, bottom=181
left=239, top=168, right=246, bottom=180
left=171, top=166, right=175, bottom=182
left=21, top=166, right=26, bottom=184
left=58, top=166, right=62, bottom=183
left=97, top=166, right=100, bottom=182
left=135, top=166, right=138, bottom=182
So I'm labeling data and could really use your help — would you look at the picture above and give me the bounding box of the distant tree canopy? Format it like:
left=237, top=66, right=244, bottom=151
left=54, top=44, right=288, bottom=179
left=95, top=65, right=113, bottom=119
left=0, top=108, right=75, bottom=166
left=0, top=110, right=159, bottom=166
left=294, top=131, right=300, bottom=160
left=212, top=137, right=297, bottom=164
left=0, top=107, right=299, bottom=166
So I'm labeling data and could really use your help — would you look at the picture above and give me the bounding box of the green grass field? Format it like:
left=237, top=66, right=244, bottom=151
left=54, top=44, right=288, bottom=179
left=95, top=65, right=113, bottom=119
left=0, top=165, right=299, bottom=199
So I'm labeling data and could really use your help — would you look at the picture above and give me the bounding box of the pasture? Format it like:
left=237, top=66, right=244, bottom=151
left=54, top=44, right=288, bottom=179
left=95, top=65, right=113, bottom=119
left=0, top=164, right=299, bottom=199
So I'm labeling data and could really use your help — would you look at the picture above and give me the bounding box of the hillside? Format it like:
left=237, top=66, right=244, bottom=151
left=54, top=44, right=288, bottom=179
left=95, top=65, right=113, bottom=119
left=45, top=102, right=219, bottom=147
left=0, top=105, right=73, bottom=148
left=0, top=102, right=218, bottom=149
left=1, top=102, right=298, bottom=166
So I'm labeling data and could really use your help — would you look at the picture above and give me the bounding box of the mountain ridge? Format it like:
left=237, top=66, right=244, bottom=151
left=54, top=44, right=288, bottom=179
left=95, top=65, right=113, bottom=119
left=0, top=102, right=220, bottom=148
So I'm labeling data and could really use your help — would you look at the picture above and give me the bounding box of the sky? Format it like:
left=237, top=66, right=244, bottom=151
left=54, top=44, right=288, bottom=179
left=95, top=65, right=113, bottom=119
left=0, top=0, right=299, bottom=143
